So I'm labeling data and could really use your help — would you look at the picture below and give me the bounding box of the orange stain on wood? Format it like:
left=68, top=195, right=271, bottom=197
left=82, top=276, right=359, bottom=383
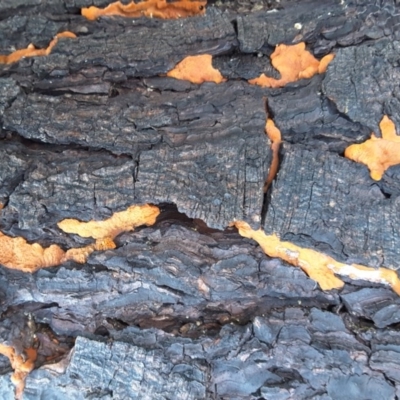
left=345, top=115, right=400, bottom=180
left=0, top=204, right=160, bottom=272
left=0, top=345, right=37, bottom=400
left=249, top=43, right=335, bottom=88
left=264, top=118, right=282, bottom=192
left=234, top=221, right=400, bottom=296
left=0, top=32, right=76, bottom=65
left=82, top=0, right=206, bottom=20
left=166, top=54, right=226, bottom=84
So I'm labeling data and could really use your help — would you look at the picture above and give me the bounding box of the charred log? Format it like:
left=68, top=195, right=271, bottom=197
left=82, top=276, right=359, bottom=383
left=1, top=0, right=400, bottom=399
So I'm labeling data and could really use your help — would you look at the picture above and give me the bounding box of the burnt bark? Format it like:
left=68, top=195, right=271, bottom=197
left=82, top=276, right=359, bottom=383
left=1, top=0, right=400, bottom=399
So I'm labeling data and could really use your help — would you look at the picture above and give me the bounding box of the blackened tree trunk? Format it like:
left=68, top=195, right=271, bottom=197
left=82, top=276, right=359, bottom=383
left=1, top=1, right=400, bottom=399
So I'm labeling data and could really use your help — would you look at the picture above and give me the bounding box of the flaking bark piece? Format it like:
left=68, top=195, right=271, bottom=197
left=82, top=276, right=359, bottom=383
left=166, top=54, right=226, bottom=84
left=345, top=115, right=400, bottom=181
left=249, top=42, right=334, bottom=88
left=234, top=221, right=400, bottom=296
left=0, top=344, right=37, bottom=400
left=82, top=0, right=206, bottom=20
left=0, top=32, right=76, bottom=65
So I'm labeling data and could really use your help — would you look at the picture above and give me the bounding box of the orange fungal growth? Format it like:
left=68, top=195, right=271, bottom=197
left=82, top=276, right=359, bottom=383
left=82, top=0, right=206, bottom=20
left=0, top=204, right=160, bottom=272
left=265, top=117, right=282, bottom=143
left=166, top=54, right=226, bottom=84
left=0, top=31, right=76, bottom=64
left=63, top=238, right=117, bottom=265
left=0, top=232, right=66, bottom=273
left=264, top=118, right=282, bottom=192
left=345, top=115, right=400, bottom=180
left=0, top=344, right=37, bottom=400
left=57, top=204, right=160, bottom=240
left=249, top=43, right=335, bottom=88
left=234, top=221, right=400, bottom=296
left=58, top=204, right=160, bottom=264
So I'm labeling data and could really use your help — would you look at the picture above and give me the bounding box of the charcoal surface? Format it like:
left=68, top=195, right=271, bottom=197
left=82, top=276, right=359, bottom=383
left=263, top=144, right=400, bottom=269
left=1, top=0, right=400, bottom=398
left=323, top=38, right=400, bottom=134
left=0, top=310, right=397, bottom=399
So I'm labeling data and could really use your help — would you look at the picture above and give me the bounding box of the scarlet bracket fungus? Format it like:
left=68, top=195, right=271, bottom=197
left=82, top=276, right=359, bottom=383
left=345, top=115, right=400, bottom=180
left=166, top=54, right=226, bottom=84
left=234, top=221, right=400, bottom=296
left=249, top=42, right=335, bottom=88
left=82, top=0, right=207, bottom=20
left=0, top=32, right=76, bottom=64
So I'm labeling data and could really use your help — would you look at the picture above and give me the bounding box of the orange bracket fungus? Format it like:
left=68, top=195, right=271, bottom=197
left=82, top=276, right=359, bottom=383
left=234, top=221, right=400, bottom=296
left=264, top=118, right=282, bottom=192
left=0, top=32, right=76, bottom=65
left=249, top=42, right=335, bottom=88
left=0, top=344, right=37, bottom=400
left=0, top=204, right=160, bottom=272
left=82, top=0, right=207, bottom=20
left=345, top=115, right=400, bottom=180
left=166, top=54, right=226, bottom=84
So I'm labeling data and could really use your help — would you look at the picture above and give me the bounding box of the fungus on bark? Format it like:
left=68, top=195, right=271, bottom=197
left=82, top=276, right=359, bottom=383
left=82, top=0, right=207, bottom=20
left=264, top=118, right=282, bottom=192
left=0, top=232, right=65, bottom=273
left=166, top=54, right=226, bottom=84
left=57, top=204, right=160, bottom=240
left=345, top=115, right=400, bottom=180
left=0, top=32, right=76, bottom=64
left=234, top=221, right=400, bottom=296
left=0, top=204, right=160, bottom=272
left=0, top=345, right=37, bottom=400
left=249, top=42, right=335, bottom=88
left=58, top=204, right=160, bottom=263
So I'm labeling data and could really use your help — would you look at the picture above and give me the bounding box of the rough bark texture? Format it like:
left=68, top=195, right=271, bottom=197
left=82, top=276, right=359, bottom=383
left=1, top=0, right=400, bottom=399
left=264, top=145, right=400, bottom=268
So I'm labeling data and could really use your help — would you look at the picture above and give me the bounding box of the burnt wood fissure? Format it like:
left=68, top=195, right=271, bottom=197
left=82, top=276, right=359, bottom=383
left=2, top=0, right=400, bottom=399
